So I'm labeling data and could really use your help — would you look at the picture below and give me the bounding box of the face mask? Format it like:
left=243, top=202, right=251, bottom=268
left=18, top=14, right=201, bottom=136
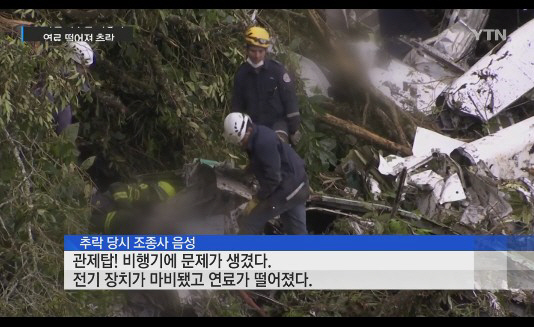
left=247, top=57, right=264, bottom=68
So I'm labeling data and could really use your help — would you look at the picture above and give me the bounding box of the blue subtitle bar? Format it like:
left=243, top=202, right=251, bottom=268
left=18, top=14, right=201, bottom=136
left=64, top=235, right=534, bottom=251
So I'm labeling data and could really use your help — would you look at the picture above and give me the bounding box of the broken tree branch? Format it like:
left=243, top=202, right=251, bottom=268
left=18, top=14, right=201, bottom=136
left=1, top=123, right=33, bottom=244
left=319, top=112, right=413, bottom=156
left=307, top=206, right=365, bottom=220
left=362, top=92, right=370, bottom=126
left=247, top=291, right=289, bottom=308
left=390, top=168, right=408, bottom=220
left=238, top=290, right=268, bottom=317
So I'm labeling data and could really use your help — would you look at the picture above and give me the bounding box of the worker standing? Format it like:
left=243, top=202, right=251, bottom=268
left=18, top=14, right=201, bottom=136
left=223, top=112, right=309, bottom=234
left=231, top=26, right=301, bottom=146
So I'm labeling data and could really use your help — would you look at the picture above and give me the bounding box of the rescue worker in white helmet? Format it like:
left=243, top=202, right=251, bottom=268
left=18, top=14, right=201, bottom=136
left=231, top=26, right=302, bottom=146
left=223, top=112, right=309, bottom=234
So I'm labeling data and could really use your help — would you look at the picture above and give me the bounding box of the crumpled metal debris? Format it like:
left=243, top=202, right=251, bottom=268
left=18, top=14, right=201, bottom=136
left=404, top=9, right=490, bottom=78
left=373, top=126, right=521, bottom=228
left=442, top=18, right=534, bottom=122
left=342, top=10, right=533, bottom=132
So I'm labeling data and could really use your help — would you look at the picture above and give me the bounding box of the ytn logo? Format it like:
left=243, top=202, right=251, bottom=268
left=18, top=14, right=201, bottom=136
left=473, top=29, right=507, bottom=41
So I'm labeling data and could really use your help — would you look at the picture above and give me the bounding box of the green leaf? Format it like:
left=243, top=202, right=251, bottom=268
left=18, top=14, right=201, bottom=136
left=80, top=156, right=96, bottom=170
left=61, top=123, right=79, bottom=143
left=374, top=221, right=384, bottom=234
left=227, top=153, right=239, bottom=159
left=188, top=121, right=199, bottom=130
left=319, top=138, right=336, bottom=151
left=159, top=22, right=168, bottom=37
left=185, top=81, right=196, bottom=92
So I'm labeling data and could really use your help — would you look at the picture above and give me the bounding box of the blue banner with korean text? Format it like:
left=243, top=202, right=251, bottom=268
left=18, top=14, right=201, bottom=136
left=64, top=235, right=534, bottom=251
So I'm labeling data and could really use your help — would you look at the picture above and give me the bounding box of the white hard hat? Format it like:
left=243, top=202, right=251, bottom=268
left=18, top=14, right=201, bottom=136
left=68, top=41, right=94, bottom=66
left=223, top=112, right=251, bottom=145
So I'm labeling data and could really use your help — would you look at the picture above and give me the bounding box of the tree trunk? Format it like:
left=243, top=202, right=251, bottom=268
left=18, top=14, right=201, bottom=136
left=319, top=113, right=413, bottom=156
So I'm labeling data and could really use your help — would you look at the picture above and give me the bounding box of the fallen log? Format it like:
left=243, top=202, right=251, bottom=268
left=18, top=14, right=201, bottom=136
left=319, top=112, right=413, bottom=156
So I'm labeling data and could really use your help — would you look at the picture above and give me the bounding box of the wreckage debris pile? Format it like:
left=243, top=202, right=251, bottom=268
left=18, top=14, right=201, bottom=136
left=322, top=123, right=534, bottom=236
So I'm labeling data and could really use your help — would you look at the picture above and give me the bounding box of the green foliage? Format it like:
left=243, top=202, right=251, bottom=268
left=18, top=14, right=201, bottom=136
left=0, top=32, right=120, bottom=316
left=57, top=9, right=253, bottom=177
left=296, top=97, right=338, bottom=186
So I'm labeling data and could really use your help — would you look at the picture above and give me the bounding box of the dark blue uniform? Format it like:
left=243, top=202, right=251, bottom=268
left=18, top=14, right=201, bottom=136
left=240, top=124, right=309, bottom=235
left=232, top=59, right=300, bottom=137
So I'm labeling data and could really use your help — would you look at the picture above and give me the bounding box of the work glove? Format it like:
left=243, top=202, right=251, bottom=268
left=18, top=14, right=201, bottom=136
left=289, top=130, right=302, bottom=146
left=243, top=197, right=259, bottom=216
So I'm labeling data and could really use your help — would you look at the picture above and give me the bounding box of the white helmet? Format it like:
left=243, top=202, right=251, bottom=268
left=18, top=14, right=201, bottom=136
left=68, top=41, right=94, bottom=66
left=223, top=112, right=251, bottom=145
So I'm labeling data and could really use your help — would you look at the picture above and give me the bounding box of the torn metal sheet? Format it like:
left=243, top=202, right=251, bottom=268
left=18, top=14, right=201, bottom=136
left=462, top=170, right=513, bottom=224
left=442, top=18, right=534, bottom=121
left=408, top=170, right=444, bottom=201
left=214, top=171, right=254, bottom=200
left=295, top=53, right=332, bottom=98
left=378, top=154, right=433, bottom=176
left=378, top=154, right=404, bottom=176
left=439, top=173, right=466, bottom=204
left=339, top=148, right=394, bottom=194
left=434, top=9, right=490, bottom=62
left=450, top=115, right=534, bottom=180
left=399, top=37, right=466, bottom=74
left=460, top=205, right=487, bottom=225
left=404, top=9, right=490, bottom=77
left=367, top=55, right=451, bottom=114
left=520, top=177, right=534, bottom=200
left=412, top=127, right=466, bottom=157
